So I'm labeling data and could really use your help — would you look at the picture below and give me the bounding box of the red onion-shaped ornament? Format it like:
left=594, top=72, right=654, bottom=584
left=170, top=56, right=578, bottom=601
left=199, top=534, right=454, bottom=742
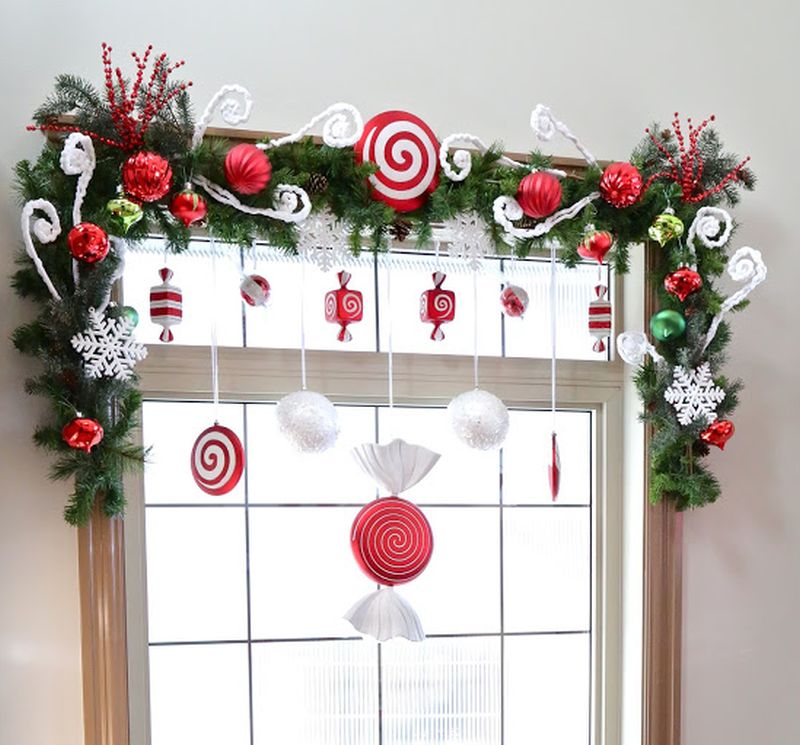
left=516, top=172, right=562, bottom=218
left=577, top=230, right=614, bottom=263
left=62, top=416, right=104, bottom=452
left=325, top=270, right=363, bottom=342
left=67, top=222, right=110, bottom=264
left=170, top=188, right=208, bottom=227
left=500, top=285, right=529, bottom=318
left=664, top=267, right=703, bottom=302
left=240, top=274, right=271, bottom=307
left=150, top=267, right=183, bottom=343
left=700, top=419, right=735, bottom=450
left=419, top=271, right=455, bottom=341
left=224, top=144, right=272, bottom=195
left=122, top=151, right=173, bottom=202
left=599, top=162, right=643, bottom=208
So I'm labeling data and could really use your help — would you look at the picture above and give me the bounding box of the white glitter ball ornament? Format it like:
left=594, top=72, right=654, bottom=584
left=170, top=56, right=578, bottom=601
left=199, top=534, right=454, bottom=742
left=448, top=388, right=510, bottom=450
left=276, top=390, right=339, bottom=453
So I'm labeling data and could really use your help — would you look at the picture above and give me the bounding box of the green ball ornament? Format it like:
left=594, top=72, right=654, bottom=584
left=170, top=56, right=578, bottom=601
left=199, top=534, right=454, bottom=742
left=649, top=309, right=686, bottom=341
left=109, top=304, right=139, bottom=327
left=106, top=196, right=143, bottom=234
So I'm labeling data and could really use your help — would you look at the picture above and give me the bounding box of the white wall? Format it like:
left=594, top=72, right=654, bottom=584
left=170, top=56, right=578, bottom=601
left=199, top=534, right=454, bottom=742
left=1, top=2, right=797, bottom=743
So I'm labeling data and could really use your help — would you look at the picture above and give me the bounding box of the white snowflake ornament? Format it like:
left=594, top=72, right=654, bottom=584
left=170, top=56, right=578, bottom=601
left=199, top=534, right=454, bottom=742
left=446, top=212, right=493, bottom=269
left=71, top=307, right=147, bottom=381
left=296, top=207, right=352, bottom=271
left=664, top=362, right=725, bottom=426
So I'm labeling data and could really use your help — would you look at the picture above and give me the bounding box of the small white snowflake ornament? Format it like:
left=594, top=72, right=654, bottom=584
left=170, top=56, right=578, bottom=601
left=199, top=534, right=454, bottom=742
left=71, top=307, right=147, bottom=381
left=446, top=212, right=492, bottom=269
left=664, top=362, right=725, bottom=426
left=296, top=207, right=352, bottom=271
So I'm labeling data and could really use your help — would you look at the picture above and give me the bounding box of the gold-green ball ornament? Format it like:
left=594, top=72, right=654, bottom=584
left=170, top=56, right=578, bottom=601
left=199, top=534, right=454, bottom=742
left=648, top=209, right=684, bottom=247
left=649, top=309, right=686, bottom=341
left=106, top=196, right=143, bottom=234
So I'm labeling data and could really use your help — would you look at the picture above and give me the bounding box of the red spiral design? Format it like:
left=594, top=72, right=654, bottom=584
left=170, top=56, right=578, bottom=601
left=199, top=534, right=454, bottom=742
left=350, top=497, right=433, bottom=586
left=190, top=425, right=245, bottom=496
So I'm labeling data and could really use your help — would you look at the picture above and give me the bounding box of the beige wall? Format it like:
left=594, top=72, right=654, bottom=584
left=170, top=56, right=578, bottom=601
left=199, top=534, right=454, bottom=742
left=1, top=2, right=797, bottom=743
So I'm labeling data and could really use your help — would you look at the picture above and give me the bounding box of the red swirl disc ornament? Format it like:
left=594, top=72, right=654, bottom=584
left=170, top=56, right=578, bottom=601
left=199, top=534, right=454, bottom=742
left=516, top=171, right=562, bottom=219
left=190, top=424, right=245, bottom=495
left=355, top=110, right=440, bottom=213
left=350, top=497, right=433, bottom=586
left=224, top=143, right=272, bottom=195
left=599, top=162, right=643, bottom=208
left=122, top=151, right=173, bottom=203
left=67, top=222, right=110, bottom=264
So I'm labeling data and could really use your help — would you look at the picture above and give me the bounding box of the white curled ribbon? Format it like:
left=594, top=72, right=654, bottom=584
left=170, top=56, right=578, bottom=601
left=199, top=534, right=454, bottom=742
left=257, top=102, right=364, bottom=150
left=492, top=192, right=600, bottom=243
left=439, top=133, right=527, bottom=182
left=616, top=331, right=663, bottom=365
left=96, top=237, right=127, bottom=315
left=192, top=84, right=254, bottom=149
left=60, top=133, right=96, bottom=226
left=530, top=104, right=597, bottom=168
left=20, top=199, right=62, bottom=302
left=686, top=206, right=733, bottom=268
left=701, top=246, right=766, bottom=353
left=193, top=175, right=311, bottom=224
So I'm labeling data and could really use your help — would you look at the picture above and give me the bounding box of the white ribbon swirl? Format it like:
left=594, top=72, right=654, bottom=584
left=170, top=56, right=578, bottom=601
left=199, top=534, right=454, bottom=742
left=192, top=84, right=254, bottom=149
left=616, top=331, right=664, bottom=365
left=685, top=206, right=733, bottom=268
left=492, top=192, right=600, bottom=243
left=258, top=102, right=364, bottom=150
left=193, top=175, right=311, bottom=223
left=438, top=132, right=527, bottom=182
left=20, top=199, right=62, bottom=301
left=530, top=104, right=597, bottom=167
left=60, top=133, right=96, bottom=226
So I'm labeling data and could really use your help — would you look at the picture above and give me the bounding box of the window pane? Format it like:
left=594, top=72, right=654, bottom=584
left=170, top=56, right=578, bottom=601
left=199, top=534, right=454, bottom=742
left=382, top=636, right=501, bottom=745
left=252, top=640, right=378, bottom=745
left=149, top=643, right=250, bottom=745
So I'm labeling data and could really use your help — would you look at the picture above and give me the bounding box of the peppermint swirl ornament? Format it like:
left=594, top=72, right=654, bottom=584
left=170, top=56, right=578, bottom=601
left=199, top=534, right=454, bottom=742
left=355, top=110, right=440, bottom=212
left=190, top=424, right=245, bottom=495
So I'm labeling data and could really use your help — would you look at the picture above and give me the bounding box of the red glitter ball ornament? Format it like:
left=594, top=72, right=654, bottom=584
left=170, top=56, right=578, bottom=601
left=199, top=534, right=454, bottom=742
left=169, top=188, right=207, bottom=227
left=122, top=151, right=173, bottom=202
left=700, top=419, right=735, bottom=450
left=664, top=267, right=703, bottom=302
left=67, top=223, right=110, bottom=264
left=224, top=143, right=272, bottom=195
left=599, top=162, right=643, bottom=208
left=516, top=171, right=563, bottom=219
left=62, top=416, right=104, bottom=452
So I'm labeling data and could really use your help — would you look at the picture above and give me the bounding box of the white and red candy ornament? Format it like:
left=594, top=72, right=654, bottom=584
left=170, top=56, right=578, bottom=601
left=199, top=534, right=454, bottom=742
left=345, top=439, right=440, bottom=642
left=325, top=270, right=363, bottom=342
left=588, top=284, right=612, bottom=353
left=355, top=110, right=440, bottom=212
left=420, top=271, right=455, bottom=341
left=149, top=267, right=183, bottom=342
left=190, top=423, right=245, bottom=496
left=500, top=285, right=529, bottom=318
left=240, top=273, right=271, bottom=307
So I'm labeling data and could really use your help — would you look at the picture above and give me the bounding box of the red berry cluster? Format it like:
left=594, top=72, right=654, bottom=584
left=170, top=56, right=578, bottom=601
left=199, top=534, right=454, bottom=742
left=643, top=113, right=750, bottom=203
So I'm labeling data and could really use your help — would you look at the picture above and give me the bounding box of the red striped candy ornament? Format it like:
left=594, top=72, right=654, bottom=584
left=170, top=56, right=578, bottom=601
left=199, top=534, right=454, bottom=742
left=420, top=271, right=456, bottom=340
left=325, top=270, right=363, bottom=342
left=350, top=497, right=434, bottom=585
left=149, top=267, right=183, bottom=343
left=588, top=284, right=612, bottom=352
left=190, top=424, right=245, bottom=496
left=355, top=110, right=440, bottom=212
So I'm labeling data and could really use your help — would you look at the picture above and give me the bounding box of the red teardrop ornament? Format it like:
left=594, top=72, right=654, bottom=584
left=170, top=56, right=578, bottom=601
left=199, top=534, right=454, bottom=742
left=700, top=419, right=735, bottom=450
left=170, top=188, right=208, bottom=227
left=577, top=230, right=614, bottom=263
left=62, top=417, right=104, bottom=452
left=664, top=267, right=703, bottom=302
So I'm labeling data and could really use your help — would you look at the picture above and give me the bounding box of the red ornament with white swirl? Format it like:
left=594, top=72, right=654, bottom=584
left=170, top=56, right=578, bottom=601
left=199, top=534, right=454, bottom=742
left=500, top=285, right=529, bottom=318
left=190, top=424, right=245, bottom=496
left=325, top=270, right=363, bottom=342
left=240, top=274, right=271, bottom=307
left=420, top=271, right=455, bottom=340
left=350, top=496, right=433, bottom=586
left=150, top=267, right=183, bottom=343
left=355, top=110, right=440, bottom=212
left=588, top=284, right=612, bottom=353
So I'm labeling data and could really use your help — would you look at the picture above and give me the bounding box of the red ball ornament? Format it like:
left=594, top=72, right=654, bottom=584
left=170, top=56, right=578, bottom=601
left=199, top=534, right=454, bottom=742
left=420, top=271, right=456, bottom=341
left=122, top=151, right=173, bottom=203
left=190, top=424, right=245, bottom=495
left=500, top=285, right=529, bottom=318
left=700, top=419, right=735, bottom=450
left=240, top=274, right=271, bottom=307
left=169, top=188, right=208, bottom=227
left=664, top=267, right=703, bottom=302
left=62, top=416, right=104, bottom=452
left=578, top=230, right=614, bottom=263
left=325, top=270, right=363, bottom=342
left=224, top=143, right=272, bottom=195
left=67, top=222, right=109, bottom=264
left=516, top=171, right=563, bottom=218
left=350, top=496, right=433, bottom=586
left=599, top=162, right=643, bottom=208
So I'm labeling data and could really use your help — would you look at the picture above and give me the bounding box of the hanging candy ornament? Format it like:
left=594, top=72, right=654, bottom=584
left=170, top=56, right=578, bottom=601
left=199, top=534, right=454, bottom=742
left=419, top=271, right=456, bottom=341
left=276, top=390, right=339, bottom=453
left=577, top=230, right=614, bottom=263
left=122, top=151, right=173, bottom=203
left=649, top=309, right=686, bottom=342
left=325, top=270, right=363, bottom=342
left=500, top=285, right=529, bottom=318
left=190, top=424, right=245, bottom=495
left=62, top=416, right=104, bottom=453
left=67, top=222, right=110, bottom=264
left=106, top=195, right=143, bottom=234
left=516, top=171, right=562, bottom=219
left=548, top=432, right=561, bottom=501
left=354, top=110, right=440, bottom=212
left=149, top=267, right=183, bottom=342
left=169, top=186, right=208, bottom=227
left=700, top=419, right=735, bottom=450
left=588, top=285, right=612, bottom=353
left=448, top=388, right=510, bottom=450
left=224, top=143, right=272, bottom=195
left=240, top=274, right=271, bottom=307
left=664, top=267, right=703, bottom=302
left=599, top=162, right=643, bottom=208
left=648, top=208, right=685, bottom=246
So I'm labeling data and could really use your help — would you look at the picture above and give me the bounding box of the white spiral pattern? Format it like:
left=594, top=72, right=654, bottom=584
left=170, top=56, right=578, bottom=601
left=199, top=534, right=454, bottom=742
left=341, top=291, right=363, bottom=317
left=688, top=206, right=733, bottom=253
left=190, top=425, right=244, bottom=495
left=324, top=292, right=338, bottom=321
left=616, top=331, right=663, bottom=366
left=433, top=293, right=454, bottom=315
left=192, top=84, right=254, bottom=149
left=21, top=199, right=62, bottom=302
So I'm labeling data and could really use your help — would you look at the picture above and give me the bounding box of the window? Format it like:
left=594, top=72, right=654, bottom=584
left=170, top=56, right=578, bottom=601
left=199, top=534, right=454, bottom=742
left=123, top=242, right=625, bottom=745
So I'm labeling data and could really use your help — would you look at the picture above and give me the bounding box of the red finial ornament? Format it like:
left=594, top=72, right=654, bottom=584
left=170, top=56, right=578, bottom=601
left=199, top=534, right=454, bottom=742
left=642, top=113, right=750, bottom=203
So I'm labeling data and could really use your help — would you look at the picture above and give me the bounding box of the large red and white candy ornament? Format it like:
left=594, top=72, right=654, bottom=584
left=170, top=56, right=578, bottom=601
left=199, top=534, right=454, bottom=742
left=589, top=285, right=612, bottom=353
left=240, top=274, right=271, bottom=307
left=355, top=110, right=440, bottom=212
left=420, top=271, right=455, bottom=341
left=325, top=270, right=363, bottom=342
left=190, top=424, right=245, bottom=495
left=500, top=285, right=529, bottom=317
left=150, top=267, right=183, bottom=343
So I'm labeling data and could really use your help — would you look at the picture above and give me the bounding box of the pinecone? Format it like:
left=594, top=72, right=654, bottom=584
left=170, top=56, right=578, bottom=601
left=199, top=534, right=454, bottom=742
left=389, top=218, right=413, bottom=242
left=307, top=172, right=329, bottom=195
left=517, top=215, right=538, bottom=229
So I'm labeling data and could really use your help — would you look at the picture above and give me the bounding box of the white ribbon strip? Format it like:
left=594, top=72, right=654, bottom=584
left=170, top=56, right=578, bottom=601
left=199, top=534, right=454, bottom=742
left=193, top=175, right=311, bottom=224
left=192, top=84, right=254, bottom=149
left=257, top=102, right=364, bottom=150
left=530, top=104, right=597, bottom=167
left=20, top=199, right=62, bottom=302
left=493, top=192, right=600, bottom=242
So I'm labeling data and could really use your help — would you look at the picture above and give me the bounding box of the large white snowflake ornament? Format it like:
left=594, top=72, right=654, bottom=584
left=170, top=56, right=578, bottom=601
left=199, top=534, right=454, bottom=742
left=71, top=307, right=147, bottom=381
left=664, top=362, right=725, bottom=426
left=446, top=211, right=493, bottom=270
left=296, top=207, right=353, bottom=271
